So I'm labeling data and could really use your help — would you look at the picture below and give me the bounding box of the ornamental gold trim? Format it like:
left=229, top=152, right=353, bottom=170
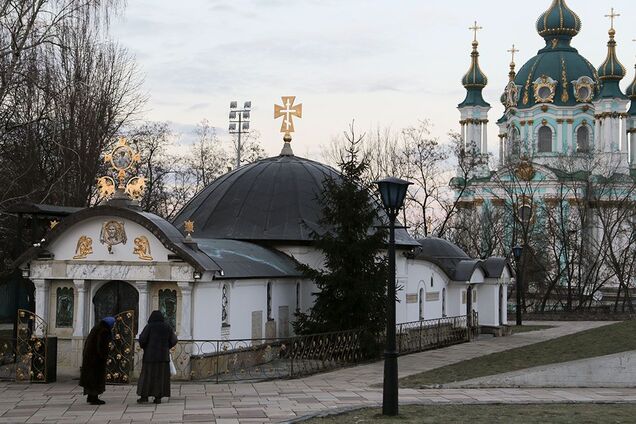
left=73, top=236, right=93, bottom=260
left=533, top=75, right=557, bottom=104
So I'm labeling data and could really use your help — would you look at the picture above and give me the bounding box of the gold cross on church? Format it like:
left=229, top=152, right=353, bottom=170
left=605, top=7, right=620, bottom=29
left=469, top=21, right=482, bottom=42
left=274, top=96, right=303, bottom=141
left=508, top=44, right=519, bottom=64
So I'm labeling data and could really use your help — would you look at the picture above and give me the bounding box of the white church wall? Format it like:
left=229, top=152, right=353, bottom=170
left=403, top=259, right=449, bottom=322
left=476, top=281, right=499, bottom=327
left=192, top=282, right=222, bottom=340
left=48, top=217, right=175, bottom=263
left=447, top=284, right=465, bottom=317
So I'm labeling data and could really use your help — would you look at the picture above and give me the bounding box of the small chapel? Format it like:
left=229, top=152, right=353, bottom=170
left=12, top=99, right=511, bottom=376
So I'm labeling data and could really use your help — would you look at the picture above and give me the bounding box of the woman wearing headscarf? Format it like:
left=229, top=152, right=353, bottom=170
left=80, top=317, right=115, bottom=405
left=137, top=310, right=178, bottom=404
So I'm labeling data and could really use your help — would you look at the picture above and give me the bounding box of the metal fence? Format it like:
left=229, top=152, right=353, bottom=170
left=131, top=314, right=478, bottom=383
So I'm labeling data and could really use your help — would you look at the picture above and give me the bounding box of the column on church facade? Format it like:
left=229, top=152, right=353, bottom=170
left=482, top=121, right=488, bottom=155
left=461, top=122, right=466, bottom=147
left=177, top=282, right=193, bottom=340
left=498, top=134, right=505, bottom=168
left=630, top=130, right=636, bottom=166
left=556, top=120, right=563, bottom=153
left=604, top=117, right=612, bottom=152
left=72, top=280, right=87, bottom=337
left=33, top=279, right=48, bottom=335
left=135, top=281, right=149, bottom=337
left=622, top=117, right=629, bottom=153
left=594, top=118, right=601, bottom=151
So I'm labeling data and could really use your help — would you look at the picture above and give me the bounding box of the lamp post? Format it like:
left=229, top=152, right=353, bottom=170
left=229, top=101, right=251, bottom=169
left=375, top=177, right=412, bottom=417
left=512, top=244, right=523, bottom=326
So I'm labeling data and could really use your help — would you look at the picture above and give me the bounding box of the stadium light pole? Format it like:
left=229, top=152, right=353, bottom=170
left=375, top=176, right=412, bottom=417
left=229, top=101, right=251, bottom=169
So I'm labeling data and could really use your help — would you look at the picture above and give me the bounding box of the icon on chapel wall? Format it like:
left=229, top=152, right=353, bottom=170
left=100, top=220, right=127, bottom=254
left=97, top=137, right=145, bottom=202
left=73, top=236, right=93, bottom=259
left=133, top=235, right=153, bottom=261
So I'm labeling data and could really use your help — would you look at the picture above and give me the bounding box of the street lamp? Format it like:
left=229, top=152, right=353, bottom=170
left=512, top=244, right=523, bottom=326
left=375, top=176, right=412, bottom=417
left=229, top=101, right=251, bottom=169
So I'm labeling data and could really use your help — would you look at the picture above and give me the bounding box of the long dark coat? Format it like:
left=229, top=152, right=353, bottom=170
left=79, top=321, right=112, bottom=395
left=138, top=311, right=178, bottom=362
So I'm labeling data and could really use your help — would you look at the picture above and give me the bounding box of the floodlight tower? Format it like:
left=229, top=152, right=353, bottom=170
left=229, top=101, right=252, bottom=169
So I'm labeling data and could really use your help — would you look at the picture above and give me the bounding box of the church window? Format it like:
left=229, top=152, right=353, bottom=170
left=221, top=284, right=229, bottom=326
left=577, top=126, right=590, bottom=153
left=159, top=289, right=177, bottom=331
left=537, top=126, right=552, bottom=153
left=295, top=282, right=301, bottom=312
left=419, top=288, right=424, bottom=320
left=442, top=288, right=447, bottom=317
left=267, top=282, right=273, bottom=321
left=430, top=277, right=434, bottom=288
left=509, top=127, right=521, bottom=158
left=56, top=287, right=73, bottom=328
left=518, top=203, right=533, bottom=225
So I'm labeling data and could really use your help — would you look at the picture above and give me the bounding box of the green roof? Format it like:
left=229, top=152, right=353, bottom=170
left=536, top=0, right=581, bottom=40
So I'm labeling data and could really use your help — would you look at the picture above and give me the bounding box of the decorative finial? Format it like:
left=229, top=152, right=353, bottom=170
left=605, top=7, right=620, bottom=31
left=49, top=220, right=59, bottom=230
left=184, top=220, right=195, bottom=240
left=469, top=21, right=483, bottom=43
left=274, top=96, right=302, bottom=154
left=98, top=137, right=145, bottom=203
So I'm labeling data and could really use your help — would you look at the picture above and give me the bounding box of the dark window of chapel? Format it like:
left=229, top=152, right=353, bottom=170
left=56, top=287, right=74, bottom=328
left=159, top=289, right=177, bottom=331
left=577, top=126, right=590, bottom=153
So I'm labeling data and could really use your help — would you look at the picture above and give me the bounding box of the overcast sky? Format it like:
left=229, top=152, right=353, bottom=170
left=111, top=0, right=636, bottom=160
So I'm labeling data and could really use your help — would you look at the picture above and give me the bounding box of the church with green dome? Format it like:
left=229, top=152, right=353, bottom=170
left=454, top=0, right=636, bottom=305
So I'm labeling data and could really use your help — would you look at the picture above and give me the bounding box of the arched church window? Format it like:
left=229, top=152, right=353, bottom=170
left=221, top=284, right=229, bottom=326
left=518, top=203, right=533, bottom=225
left=577, top=126, right=590, bottom=153
left=509, top=127, right=521, bottom=158
left=159, top=289, right=177, bottom=331
left=442, top=288, right=447, bottom=317
left=267, top=282, right=273, bottom=321
left=56, top=287, right=73, bottom=328
left=419, top=288, right=424, bottom=320
left=430, top=277, right=434, bottom=288
left=538, top=126, right=552, bottom=153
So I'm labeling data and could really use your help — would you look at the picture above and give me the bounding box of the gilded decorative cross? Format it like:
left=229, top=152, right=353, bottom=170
left=508, top=44, right=519, bottom=64
left=274, top=96, right=303, bottom=138
left=469, top=21, right=483, bottom=42
left=605, top=7, right=620, bottom=29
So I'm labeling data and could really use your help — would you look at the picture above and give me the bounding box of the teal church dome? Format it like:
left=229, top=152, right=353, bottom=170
left=536, top=0, right=581, bottom=39
left=514, top=0, right=596, bottom=109
left=597, top=28, right=627, bottom=99
left=459, top=40, right=490, bottom=108
left=626, top=65, right=636, bottom=115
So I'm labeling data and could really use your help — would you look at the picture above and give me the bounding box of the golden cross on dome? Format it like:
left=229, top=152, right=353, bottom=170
left=508, top=44, right=519, bottom=64
left=274, top=96, right=303, bottom=141
left=605, top=7, right=620, bottom=29
left=469, top=21, right=483, bottom=42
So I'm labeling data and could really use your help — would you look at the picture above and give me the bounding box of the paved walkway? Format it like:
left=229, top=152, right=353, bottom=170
left=0, top=321, right=625, bottom=424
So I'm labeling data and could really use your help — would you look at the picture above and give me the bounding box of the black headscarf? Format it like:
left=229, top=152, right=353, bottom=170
left=148, top=310, right=165, bottom=323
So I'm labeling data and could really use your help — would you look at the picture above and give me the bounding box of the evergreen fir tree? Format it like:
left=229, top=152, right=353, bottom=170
left=294, top=132, right=388, bottom=337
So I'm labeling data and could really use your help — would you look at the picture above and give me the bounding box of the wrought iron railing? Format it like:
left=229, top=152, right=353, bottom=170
left=129, top=314, right=477, bottom=383
left=395, top=312, right=478, bottom=356
left=133, top=328, right=367, bottom=383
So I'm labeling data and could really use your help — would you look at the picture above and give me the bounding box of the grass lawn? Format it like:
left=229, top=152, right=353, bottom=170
left=510, top=325, right=553, bottom=334
left=401, top=320, right=636, bottom=387
left=304, top=404, right=636, bottom=423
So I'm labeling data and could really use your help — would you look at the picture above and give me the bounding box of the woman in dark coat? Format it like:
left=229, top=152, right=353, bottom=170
left=80, top=317, right=115, bottom=405
left=137, top=310, right=178, bottom=404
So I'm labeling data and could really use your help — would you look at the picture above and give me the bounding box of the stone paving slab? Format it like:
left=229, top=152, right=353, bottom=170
left=0, top=321, right=625, bottom=423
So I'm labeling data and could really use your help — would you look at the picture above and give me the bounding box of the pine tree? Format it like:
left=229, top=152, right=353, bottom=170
left=294, top=129, right=388, bottom=338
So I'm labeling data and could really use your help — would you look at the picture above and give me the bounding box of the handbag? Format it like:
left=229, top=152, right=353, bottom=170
left=169, top=354, right=177, bottom=376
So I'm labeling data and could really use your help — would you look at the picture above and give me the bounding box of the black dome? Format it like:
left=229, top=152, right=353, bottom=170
left=173, top=154, right=419, bottom=246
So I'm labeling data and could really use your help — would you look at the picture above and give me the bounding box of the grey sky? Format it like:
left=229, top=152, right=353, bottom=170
left=111, top=0, right=636, bottom=160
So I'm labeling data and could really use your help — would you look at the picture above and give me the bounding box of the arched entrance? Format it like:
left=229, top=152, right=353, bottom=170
left=0, top=271, right=35, bottom=338
left=93, top=281, right=138, bottom=333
